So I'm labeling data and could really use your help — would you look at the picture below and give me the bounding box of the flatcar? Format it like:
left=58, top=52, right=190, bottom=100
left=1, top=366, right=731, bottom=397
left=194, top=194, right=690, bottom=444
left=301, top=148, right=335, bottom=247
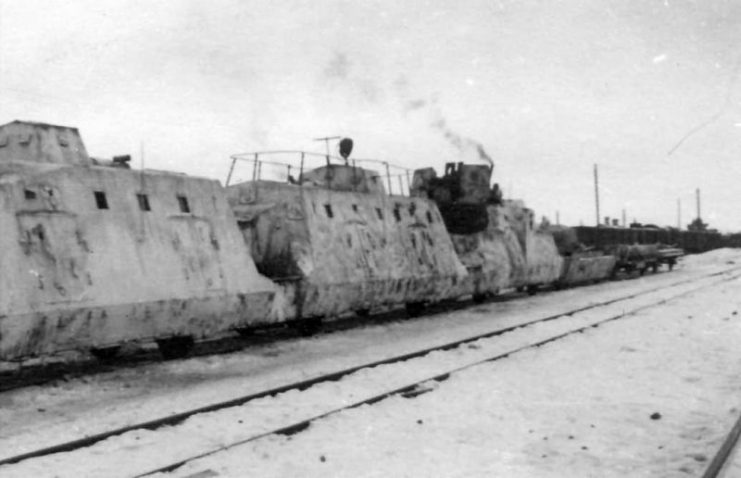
left=549, top=227, right=617, bottom=286
left=573, top=225, right=722, bottom=255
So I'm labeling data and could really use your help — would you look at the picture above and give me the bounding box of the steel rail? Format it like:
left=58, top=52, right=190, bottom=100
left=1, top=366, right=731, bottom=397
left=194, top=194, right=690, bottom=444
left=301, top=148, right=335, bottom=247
left=0, top=267, right=682, bottom=392
left=1, top=266, right=739, bottom=471
left=702, top=408, right=741, bottom=478
left=133, top=268, right=741, bottom=477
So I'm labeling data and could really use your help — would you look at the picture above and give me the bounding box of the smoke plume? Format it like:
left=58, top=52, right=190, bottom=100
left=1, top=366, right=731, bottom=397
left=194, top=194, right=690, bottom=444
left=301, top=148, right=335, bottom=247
left=431, top=116, right=494, bottom=168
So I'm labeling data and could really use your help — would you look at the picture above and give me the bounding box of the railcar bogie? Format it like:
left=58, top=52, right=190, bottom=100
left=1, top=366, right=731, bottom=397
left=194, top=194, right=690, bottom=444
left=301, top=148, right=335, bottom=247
left=405, top=301, right=426, bottom=317
left=355, top=308, right=371, bottom=317
left=89, top=345, right=121, bottom=361
left=293, top=317, right=323, bottom=336
left=156, top=335, right=195, bottom=360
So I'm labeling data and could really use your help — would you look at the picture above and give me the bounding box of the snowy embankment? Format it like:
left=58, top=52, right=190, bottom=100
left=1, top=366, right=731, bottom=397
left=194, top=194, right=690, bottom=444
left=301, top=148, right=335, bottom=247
left=0, top=257, right=717, bottom=459
left=158, top=249, right=741, bottom=478
left=0, top=249, right=740, bottom=477
left=2, top=267, right=734, bottom=477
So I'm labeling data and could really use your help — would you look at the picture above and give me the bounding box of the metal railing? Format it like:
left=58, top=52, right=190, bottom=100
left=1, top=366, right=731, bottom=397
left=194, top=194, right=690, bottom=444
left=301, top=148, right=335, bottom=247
left=225, top=151, right=414, bottom=196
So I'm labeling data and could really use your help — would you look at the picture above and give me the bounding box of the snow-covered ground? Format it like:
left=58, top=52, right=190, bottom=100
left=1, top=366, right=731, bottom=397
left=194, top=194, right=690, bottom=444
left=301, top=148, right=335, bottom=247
left=162, top=250, right=741, bottom=478
left=0, top=259, right=717, bottom=456
left=1, top=249, right=741, bottom=477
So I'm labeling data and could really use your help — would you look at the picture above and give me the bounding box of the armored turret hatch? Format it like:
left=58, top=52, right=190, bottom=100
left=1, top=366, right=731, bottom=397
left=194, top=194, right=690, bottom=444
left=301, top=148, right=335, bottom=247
left=299, top=164, right=385, bottom=194
left=0, top=120, right=92, bottom=166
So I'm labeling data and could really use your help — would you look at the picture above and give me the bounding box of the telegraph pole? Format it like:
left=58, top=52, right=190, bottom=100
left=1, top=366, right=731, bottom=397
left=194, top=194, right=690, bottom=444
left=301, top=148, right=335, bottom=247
left=593, top=164, right=600, bottom=226
left=695, top=188, right=701, bottom=221
left=677, top=198, right=681, bottom=229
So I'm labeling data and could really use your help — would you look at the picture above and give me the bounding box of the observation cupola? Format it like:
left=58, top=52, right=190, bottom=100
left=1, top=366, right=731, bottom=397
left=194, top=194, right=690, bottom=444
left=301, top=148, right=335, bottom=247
left=0, top=120, right=92, bottom=166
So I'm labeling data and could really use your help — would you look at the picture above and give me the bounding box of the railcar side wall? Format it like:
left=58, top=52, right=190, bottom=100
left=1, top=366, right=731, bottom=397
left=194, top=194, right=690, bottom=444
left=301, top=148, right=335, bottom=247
left=228, top=181, right=468, bottom=319
left=448, top=201, right=562, bottom=296
left=558, top=254, right=617, bottom=285
left=449, top=205, right=518, bottom=296
left=0, top=163, right=277, bottom=359
left=527, top=230, right=563, bottom=285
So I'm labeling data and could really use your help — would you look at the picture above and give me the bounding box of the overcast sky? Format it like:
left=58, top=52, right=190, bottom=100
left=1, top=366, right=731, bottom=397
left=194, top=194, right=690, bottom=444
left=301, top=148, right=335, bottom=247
left=1, top=0, right=740, bottom=230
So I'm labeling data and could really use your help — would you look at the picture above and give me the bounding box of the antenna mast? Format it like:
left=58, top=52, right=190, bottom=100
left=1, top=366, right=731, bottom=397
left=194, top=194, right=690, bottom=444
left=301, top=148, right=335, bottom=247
left=313, top=136, right=341, bottom=160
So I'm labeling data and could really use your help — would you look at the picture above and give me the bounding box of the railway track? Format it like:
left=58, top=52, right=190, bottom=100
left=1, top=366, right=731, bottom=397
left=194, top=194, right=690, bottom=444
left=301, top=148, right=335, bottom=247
left=702, top=408, right=741, bottom=478
left=0, top=298, right=474, bottom=392
left=0, top=265, right=717, bottom=393
left=0, top=268, right=678, bottom=393
left=1, top=265, right=739, bottom=477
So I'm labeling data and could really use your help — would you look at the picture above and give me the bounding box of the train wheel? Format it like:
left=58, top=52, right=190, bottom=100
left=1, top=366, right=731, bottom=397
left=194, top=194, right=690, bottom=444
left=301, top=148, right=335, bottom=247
left=472, top=293, right=487, bottom=304
left=355, top=308, right=371, bottom=318
left=90, top=346, right=121, bottom=361
left=296, top=317, right=322, bottom=336
left=406, top=302, right=426, bottom=317
left=235, top=327, right=255, bottom=338
left=156, top=336, right=195, bottom=360
left=527, top=285, right=538, bottom=296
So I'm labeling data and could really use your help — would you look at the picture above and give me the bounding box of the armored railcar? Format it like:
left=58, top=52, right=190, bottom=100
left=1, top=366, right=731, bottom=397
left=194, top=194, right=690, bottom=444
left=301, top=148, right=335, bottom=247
left=549, top=226, right=617, bottom=286
left=226, top=153, right=468, bottom=322
left=0, top=121, right=278, bottom=360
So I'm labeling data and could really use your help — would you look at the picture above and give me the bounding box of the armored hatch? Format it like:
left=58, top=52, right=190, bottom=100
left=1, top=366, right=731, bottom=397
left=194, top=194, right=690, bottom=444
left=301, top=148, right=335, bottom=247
left=298, top=164, right=385, bottom=194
